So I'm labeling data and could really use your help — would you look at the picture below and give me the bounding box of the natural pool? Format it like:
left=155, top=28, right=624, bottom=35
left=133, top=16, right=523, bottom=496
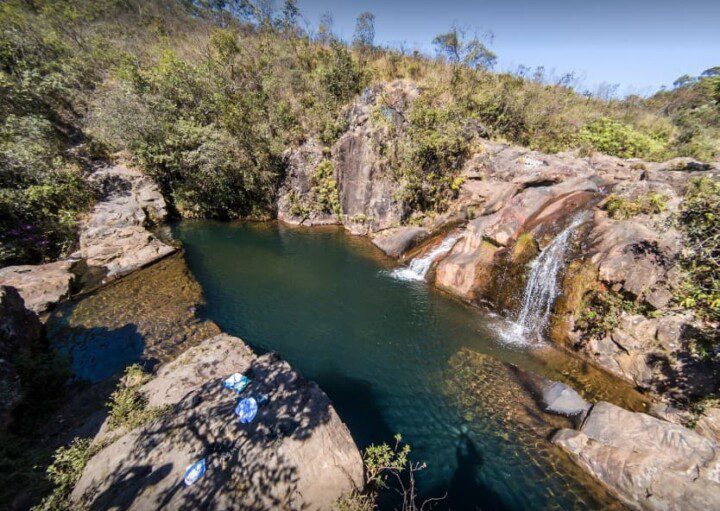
left=171, top=221, right=644, bottom=510
left=48, top=220, right=649, bottom=509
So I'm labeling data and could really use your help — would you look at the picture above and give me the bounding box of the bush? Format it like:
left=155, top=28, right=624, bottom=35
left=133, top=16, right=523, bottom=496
left=677, top=177, right=720, bottom=320
left=311, top=159, right=341, bottom=216
left=107, top=364, right=167, bottom=430
left=32, top=437, right=94, bottom=511
left=580, top=118, right=667, bottom=159
left=603, top=192, right=669, bottom=219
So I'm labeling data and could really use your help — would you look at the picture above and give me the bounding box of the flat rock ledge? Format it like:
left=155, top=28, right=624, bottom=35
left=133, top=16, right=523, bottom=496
left=0, top=165, right=175, bottom=314
left=71, top=333, right=363, bottom=511
left=553, top=401, right=720, bottom=511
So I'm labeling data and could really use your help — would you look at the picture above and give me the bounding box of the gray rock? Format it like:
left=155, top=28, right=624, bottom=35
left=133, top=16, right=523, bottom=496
left=553, top=401, right=720, bottom=511
left=372, top=227, right=429, bottom=258
left=541, top=381, right=591, bottom=417
left=71, top=334, right=363, bottom=511
left=77, top=165, right=175, bottom=280
left=0, top=260, right=75, bottom=314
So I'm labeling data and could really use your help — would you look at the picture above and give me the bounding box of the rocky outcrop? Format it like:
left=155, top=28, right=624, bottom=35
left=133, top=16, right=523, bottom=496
left=553, top=401, right=720, bottom=511
left=75, top=165, right=175, bottom=280
left=71, top=333, right=363, bottom=511
left=0, top=286, right=43, bottom=428
left=371, top=226, right=429, bottom=258
left=0, top=165, right=175, bottom=314
left=0, top=261, right=76, bottom=314
left=278, top=80, right=418, bottom=233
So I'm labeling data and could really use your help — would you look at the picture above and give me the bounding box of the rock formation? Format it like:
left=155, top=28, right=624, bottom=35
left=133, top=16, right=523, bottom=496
left=71, top=333, right=363, bottom=511
left=553, top=402, right=720, bottom=511
left=0, top=165, right=175, bottom=315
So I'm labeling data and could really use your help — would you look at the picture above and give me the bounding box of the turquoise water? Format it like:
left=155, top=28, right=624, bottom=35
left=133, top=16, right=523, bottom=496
left=173, top=221, right=630, bottom=510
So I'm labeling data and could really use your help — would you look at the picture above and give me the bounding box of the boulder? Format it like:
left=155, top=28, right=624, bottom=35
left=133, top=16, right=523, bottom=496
left=76, top=165, right=175, bottom=280
left=71, top=334, right=363, bottom=511
left=553, top=401, right=720, bottom=511
left=0, top=260, right=75, bottom=314
left=371, top=227, right=429, bottom=258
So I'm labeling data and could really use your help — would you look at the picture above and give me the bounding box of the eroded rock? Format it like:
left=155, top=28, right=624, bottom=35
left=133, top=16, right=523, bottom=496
left=0, top=261, right=76, bottom=314
left=553, top=401, right=720, bottom=511
left=71, top=334, right=363, bottom=511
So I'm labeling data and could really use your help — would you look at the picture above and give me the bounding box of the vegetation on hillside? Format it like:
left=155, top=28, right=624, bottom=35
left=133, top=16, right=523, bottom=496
left=1, top=0, right=718, bottom=268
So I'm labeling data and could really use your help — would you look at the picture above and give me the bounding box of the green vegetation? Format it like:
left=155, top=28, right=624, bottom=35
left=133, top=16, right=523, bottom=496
left=311, top=160, right=342, bottom=216
left=335, top=434, right=431, bottom=511
left=677, top=177, right=720, bottom=320
left=32, top=437, right=96, bottom=511
left=576, top=288, right=651, bottom=339
left=603, top=192, right=670, bottom=219
left=579, top=118, right=666, bottom=159
left=1, top=0, right=718, bottom=267
left=107, top=364, right=168, bottom=430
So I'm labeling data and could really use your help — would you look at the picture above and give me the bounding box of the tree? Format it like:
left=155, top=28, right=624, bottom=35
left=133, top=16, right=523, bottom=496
left=673, top=74, right=697, bottom=89
left=317, top=11, right=334, bottom=44
left=700, top=66, right=720, bottom=78
left=432, top=26, right=496, bottom=70
left=279, top=0, right=300, bottom=33
left=352, top=11, right=375, bottom=50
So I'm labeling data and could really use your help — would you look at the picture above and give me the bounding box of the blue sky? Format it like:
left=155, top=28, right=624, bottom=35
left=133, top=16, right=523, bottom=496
left=296, top=0, right=720, bottom=96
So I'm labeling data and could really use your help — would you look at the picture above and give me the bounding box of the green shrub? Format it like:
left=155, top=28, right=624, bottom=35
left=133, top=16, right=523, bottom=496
left=603, top=192, right=669, bottom=219
left=107, top=364, right=167, bottom=431
left=580, top=118, right=667, bottom=159
left=311, top=160, right=341, bottom=216
left=576, top=288, right=650, bottom=338
left=32, top=437, right=95, bottom=511
left=677, top=177, right=720, bottom=320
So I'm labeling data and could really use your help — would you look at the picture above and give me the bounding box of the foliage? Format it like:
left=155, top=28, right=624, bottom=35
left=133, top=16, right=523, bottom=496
left=353, top=12, right=376, bottom=50
left=432, top=26, right=496, bottom=70
left=576, top=288, right=650, bottom=339
left=677, top=177, right=720, bottom=320
left=107, top=364, right=167, bottom=430
left=335, top=434, right=436, bottom=511
left=311, top=159, right=341, bottom=216
left=32, top=437, right=95, bottom=511
left=603, top=192, right=669, bottom=220
left=579, top=118, right=667, bottom=159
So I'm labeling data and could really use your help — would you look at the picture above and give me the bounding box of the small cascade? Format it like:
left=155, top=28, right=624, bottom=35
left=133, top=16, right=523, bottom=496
left=501, top=214, right=588, bottom=345
left=389, top=233, right=461, bottom=282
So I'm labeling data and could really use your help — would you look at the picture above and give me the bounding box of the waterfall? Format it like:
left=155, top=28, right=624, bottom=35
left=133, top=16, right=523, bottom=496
left=501, top=215, right=587, bottom=345
left=389, top=233, right=461, bottom=282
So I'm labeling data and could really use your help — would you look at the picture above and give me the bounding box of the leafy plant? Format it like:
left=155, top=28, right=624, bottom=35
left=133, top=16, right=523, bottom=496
left=107, top=364, right=167, bottom=431
left=32, top=437, right=95, bottom=511
left=677, top=177, right=720, bottom=320
left=311, top=159, right=342, bottom=216
left=579, top=118, right=667, bottom=159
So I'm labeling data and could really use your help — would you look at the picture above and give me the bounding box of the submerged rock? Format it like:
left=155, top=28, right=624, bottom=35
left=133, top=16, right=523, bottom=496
left=71, top=334, right=363, bottom=510
left=553, top=401, right=720, bottom=511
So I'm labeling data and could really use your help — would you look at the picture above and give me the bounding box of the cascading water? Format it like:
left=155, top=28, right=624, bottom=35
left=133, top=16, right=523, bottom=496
left=501, top=214, right=588, bottom=345
left=389, top=233, right=461, bottom=282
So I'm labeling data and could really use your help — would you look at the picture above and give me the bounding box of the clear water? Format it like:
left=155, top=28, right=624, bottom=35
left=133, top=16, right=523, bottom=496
left=170, top=221, right=638, bottom=510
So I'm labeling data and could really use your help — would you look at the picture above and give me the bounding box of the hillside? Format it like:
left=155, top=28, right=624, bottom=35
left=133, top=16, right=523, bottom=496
left=2, top=0, right=719, bottom=268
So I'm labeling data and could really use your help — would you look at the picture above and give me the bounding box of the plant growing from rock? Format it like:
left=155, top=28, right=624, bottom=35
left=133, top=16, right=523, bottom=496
left=311, top=160, right=342, bottom=216
left=32, top=437, right=96, bottom=511
left=603, top=192, right=670, bottom=220
left=107, top=364, right=168, bottom=431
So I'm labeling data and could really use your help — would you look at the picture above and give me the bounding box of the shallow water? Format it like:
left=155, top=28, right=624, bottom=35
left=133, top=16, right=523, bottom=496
left=168, top=221, right=644, bottom=510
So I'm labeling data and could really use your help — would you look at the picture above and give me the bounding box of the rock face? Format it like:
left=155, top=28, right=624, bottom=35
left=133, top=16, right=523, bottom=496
left=553, top=402, right=720, bottom=511
left=0, top=286, right=43, bottom=428
left=71, top=334, right=363, bottom=511
left=76, top=165, right=175, bottom=280
left=371, top=226, right=429, bottom=258
left=277, top=80, right=418, bottom=233
left=0, top=261, right=76, bottom=314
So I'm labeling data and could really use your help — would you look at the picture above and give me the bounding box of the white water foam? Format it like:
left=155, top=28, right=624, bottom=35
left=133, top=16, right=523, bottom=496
left=389, top=233, right=461, bottom=282
left=500, top=214, right=588, bottom=346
